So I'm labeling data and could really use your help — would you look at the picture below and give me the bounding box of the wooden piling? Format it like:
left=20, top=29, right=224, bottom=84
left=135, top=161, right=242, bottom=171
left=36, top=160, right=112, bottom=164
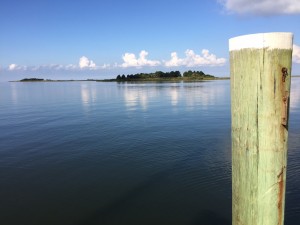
left=230, top=32, right=293, bottom=225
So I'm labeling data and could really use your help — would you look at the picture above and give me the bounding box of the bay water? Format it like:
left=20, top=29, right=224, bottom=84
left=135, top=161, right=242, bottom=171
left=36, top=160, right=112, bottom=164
left=0, top=79, right=299, bottom=225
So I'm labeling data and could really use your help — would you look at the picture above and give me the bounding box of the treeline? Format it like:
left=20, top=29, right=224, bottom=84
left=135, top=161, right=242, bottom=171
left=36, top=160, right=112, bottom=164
left=182, top=70, right=214, bottom=78
left=20, top=78, right=44, bottom=81
left=116, top=70, right=215, bottom=80
left=116, top=71, right=181, bottom=80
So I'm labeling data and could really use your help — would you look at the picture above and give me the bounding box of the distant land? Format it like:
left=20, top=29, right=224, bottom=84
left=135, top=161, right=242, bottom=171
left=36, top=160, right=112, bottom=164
left=12, top=70, right=230, bottom=82
left=113, top=70, right=229, bottom=81
left=13, top=78, right=99, bottom=82
left=12, top=71, right=300, bottom=82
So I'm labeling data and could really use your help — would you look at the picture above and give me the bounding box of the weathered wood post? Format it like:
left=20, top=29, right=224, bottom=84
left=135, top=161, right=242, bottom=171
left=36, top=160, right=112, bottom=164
left=230, top=32, right=293, bottom=225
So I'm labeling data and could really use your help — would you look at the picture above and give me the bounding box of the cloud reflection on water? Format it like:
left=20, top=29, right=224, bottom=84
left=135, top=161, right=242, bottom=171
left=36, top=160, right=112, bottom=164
left=121, top=81, right=228, bottom=112
left=80, top=83, right=97, bottom=112
left=9, top=83, right=19, bottom=105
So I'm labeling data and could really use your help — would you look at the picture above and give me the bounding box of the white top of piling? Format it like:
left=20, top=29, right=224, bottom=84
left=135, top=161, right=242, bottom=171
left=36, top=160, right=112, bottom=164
left=229, top=32, right=293, bottom=51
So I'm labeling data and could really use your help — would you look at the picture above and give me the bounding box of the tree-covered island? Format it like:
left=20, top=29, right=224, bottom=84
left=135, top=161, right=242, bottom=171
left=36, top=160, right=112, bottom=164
left=115, top=70, right=223, bottom=81
left=20, top=78, right=46, bottom=82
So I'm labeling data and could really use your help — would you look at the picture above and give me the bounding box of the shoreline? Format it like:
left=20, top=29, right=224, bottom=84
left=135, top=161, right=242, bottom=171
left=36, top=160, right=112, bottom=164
left=10, top=77, right=230, bottom=82
left=9, top=76, right=300, bottom=83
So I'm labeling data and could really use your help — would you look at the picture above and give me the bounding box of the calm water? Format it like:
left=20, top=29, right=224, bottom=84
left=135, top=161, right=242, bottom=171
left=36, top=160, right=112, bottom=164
left=0, top=80, right=299, bottom=225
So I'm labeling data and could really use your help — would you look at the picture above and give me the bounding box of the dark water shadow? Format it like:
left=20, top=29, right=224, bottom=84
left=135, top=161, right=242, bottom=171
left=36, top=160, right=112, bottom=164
left=77, top=145, right=229, bottom=225
left=76, top=168, right=169, bottom=225
left=191, top=209, right=231, bottom=225
left=76, top=148, right=198, bottom=225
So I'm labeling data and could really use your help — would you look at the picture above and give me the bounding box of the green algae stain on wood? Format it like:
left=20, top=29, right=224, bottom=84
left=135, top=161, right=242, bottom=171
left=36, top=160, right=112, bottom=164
left=230, top=33, right=293, bottom=225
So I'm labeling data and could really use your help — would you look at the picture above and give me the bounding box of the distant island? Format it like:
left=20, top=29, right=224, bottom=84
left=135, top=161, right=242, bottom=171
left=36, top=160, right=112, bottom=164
left=20, top=78, right=46, bottom=82
left=15, top=78, right=99, bottom=82
left=14, top=70, right=230, bottom=82
left=113, top=70, right=224, bottom=81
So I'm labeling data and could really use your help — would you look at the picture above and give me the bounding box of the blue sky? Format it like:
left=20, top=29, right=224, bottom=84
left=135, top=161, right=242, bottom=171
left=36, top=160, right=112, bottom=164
left=1, top=0, right=300, bottom=81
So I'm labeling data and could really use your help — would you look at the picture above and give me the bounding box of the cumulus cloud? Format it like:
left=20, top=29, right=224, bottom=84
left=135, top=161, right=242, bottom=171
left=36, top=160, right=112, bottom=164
left=8, top=64, right=17, bottom=70
left=8, top=64, right=27, bottom=71
left=164, top=52, right=184, bottom=67
left=293, top=44, right=300, bottom=64
left=121, top=50, right=161, bottom=68
left=219, top=0, right=300, bottom=15
left=164, top=49, right=226, bottom=67
left=79, top=56, right=96, bottom=69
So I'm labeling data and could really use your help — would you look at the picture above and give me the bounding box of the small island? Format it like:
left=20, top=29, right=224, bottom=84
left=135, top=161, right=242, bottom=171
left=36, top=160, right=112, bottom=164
left=112, top=70, right=227, bottom=81
left=15, top=78, right=99, bottom=82
left=20, top=78, right=46, bottom=82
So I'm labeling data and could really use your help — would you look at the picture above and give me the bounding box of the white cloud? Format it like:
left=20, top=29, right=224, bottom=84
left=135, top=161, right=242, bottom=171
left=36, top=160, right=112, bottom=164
left=8, top=64, right=17, bottom=70
left=5, top=50, right=227, bottom=73
left=79, top=56, right=96, bottom=69
left=164, top=49, right=226, bottom=67
left=5, top=60, right=111, bottom=72
left=121, top=50, right=161, bottom=68
left=293, top=44, right=300, bottom=64
left=219, top=0, right=300, bottom=15
left=8, top=64, right=27, bottom=71
left=164, top=52, right=184, bottom=67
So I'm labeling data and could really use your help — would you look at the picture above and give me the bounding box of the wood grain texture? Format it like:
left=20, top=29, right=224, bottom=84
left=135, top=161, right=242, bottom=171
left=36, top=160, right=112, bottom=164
left=230, top=47, right=292, bottom=225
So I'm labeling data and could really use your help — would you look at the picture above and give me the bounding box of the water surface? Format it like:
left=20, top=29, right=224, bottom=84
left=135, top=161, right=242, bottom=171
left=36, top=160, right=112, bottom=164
left=0, top=80, right=299, bottom=225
